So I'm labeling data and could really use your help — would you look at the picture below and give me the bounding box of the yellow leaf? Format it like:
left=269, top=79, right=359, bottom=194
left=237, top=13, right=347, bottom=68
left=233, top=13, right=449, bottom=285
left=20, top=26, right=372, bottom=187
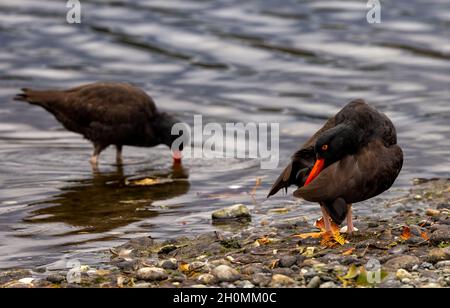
left=130, top=178, right=159, bottom=186
left=292, top=232, right=323, bottom=239
left=341, top=264, right=360, bottom=280
left=342, top=248, right=355, bottom=256
left=179, top=262, right=190, bottom=273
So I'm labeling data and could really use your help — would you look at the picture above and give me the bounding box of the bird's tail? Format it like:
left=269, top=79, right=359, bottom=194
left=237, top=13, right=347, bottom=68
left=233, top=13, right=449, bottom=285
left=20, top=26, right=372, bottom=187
left=14, top=88, right=60, bottom=107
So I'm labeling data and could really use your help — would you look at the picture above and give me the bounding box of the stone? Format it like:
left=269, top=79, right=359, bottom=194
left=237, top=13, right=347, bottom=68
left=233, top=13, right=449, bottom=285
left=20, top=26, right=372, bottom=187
left=384, top=255, right=419, bottom=271
left=197, top=274, right=216, bottom=285
left=435, top=260, right=450, bottom=269
left=396, top=269, right=412, bottom=280
left=426, top=208, right=440, bottom=217
left=212, top=204, right=251, bottom=220
left=251, top=273, right=271, bottom=287
left=160, top=259, right=178, bottom=270
left=320, top=281, right=338, bottom=288
left=430, top=228, right=450, bottom=245
left=46, top=274, right=65, bottom=284
left=306, top=276, right=321, bottom=288
left=388, top=245, right=409, bottom=255
left=269, top=274, right=295, bottom=287
left=279, top=255, right=297, bottom=268
left=427, top=247, right=450, bottom=262
left=136, top=267, right=168, bottom=281
left=235, top=280, right=254, bottom=288
left=211, top=265, right=240, bottom=282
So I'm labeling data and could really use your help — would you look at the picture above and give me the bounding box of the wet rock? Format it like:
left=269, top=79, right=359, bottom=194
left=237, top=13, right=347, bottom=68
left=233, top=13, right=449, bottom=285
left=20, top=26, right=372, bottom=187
left=306, top=276, right=321, bottom=288
left=197, top=274, right=216, bottom=285
left=188, top=261, right=208, bottom=273
left=160, top=259, right=178, bottom=270
left=279, top=255, right=297, bottom=268
left=427, top=247, right=450, bottom=262
left=388, top=245, right=409, bottom=255
left=212, top=204, right=251, bottom=220
left=320, top=281, right=338, bottom=288
left=420, top=282, right=441, bottom=288
left=420, top=262, right=434, bottom=269
left=430, top=228, right=450, bottom=245
left=384, top=255, right=419, bottom=271
left=240, top=264, right=267, bottom=275
left=116, top=259, right=139, bottom=272
left=301, top=267, right=317, bottom=279
left=426, top=209, right=440, bottom=217
left=379, top=279, right=402, bottom=288
left=396, top=269, right=413, bottom=280
left=211, top=265, right=240, bottom=282
left=435, top=260, right=450, bottom=269
left=251, top=273, right=271, bottom=287
left=46, top=274, right=65, bottom=284
left=136, top=267, right=168, bottom=281
left=269, top=274, right=295, bottom=287
left=235, top=280, right=254, bottom=288
left=272, top=268, right=294, bottom=276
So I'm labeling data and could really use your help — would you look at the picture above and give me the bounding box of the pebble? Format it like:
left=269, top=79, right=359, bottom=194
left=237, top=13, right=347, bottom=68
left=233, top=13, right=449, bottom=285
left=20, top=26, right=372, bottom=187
left=430, top=228, right=450, bottom=245
left=235, top=280, right=255, bottom=288
left=428, top=247, right=450, bottom=262
left=212, top=204, right=251, bottom=220
left=435, top=260, right=450, bottom=269
left=419, top=262, right=434, bottom=269
left=279, top=255, right=297, bottom=268
left=160, top=259, right=178, bottom=270
left=319, top=281, right=338, bottom=288
left=197, top=274, right=216, bottom=285
left=251, top=273, right=271, bottom=287
left=384, top=255, right=419, bottom=270
left=46, top=274, right=65, bottom=284
left=306, top=276, right=321, bottom=288
left=211, top=265, right=240, bottom=282
left=136, top=267, right=168, bottom=281
left=396, top=269, right=413, bottom=280
left=269, top=274, right=295, bottom=287
left=389, top=245, right=409, bottom=255
left=426, top=208, right=440, bottom=217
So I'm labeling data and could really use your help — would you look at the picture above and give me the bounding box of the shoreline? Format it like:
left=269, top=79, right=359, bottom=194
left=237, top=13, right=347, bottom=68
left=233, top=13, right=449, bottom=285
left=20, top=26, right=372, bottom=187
left=1, top=178, right=449, bottom=288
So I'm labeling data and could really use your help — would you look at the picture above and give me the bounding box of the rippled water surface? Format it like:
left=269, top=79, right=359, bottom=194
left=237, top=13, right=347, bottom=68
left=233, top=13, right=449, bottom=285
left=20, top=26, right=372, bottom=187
left=0, top=0, right=449, bottom=269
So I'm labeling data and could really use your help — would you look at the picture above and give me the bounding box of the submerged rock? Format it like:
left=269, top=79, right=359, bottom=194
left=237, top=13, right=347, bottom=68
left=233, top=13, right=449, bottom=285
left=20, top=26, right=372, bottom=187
left=212, top=204, right=251, bottom=220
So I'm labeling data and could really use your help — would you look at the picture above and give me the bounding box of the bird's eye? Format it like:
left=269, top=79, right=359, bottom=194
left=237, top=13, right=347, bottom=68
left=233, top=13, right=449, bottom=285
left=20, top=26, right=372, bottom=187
left=322, top=144, right=328, bottom=151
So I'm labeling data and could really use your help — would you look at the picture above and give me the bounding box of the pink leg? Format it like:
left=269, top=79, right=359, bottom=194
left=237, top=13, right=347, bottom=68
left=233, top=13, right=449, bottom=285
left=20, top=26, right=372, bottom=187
left=320, top=205, right=333, bottom=233
left=346, top=204, right=354, bottom=234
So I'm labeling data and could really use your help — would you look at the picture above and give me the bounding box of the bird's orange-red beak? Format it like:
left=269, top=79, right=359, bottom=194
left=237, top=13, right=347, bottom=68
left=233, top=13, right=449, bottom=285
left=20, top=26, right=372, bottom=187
left=304, top=158, right=325, bottom=186
left=172, top=150, right=182, bottom=164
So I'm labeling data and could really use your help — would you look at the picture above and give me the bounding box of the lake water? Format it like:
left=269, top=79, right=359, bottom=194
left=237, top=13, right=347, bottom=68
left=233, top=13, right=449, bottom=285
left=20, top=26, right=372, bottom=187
left=0, top=0, right=449, bottom=269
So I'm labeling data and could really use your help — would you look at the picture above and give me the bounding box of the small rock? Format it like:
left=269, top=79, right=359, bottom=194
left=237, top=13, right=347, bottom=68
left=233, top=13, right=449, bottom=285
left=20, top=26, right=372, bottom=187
left=428, top=247, right=450, bottom=262
left=413, top=195, right=423, bottom=201
left=160, top=259, right=178, bottom=270
left=189, top=261, right=207, bottom=273
left=420, top=282, right=441, bottom=288
left=251, top=273, right=271, bottom=287
left=430, top=229, right=450, bottom=245
left=435, top=260, right=450, bottom=269
left=306, top=276, right=321, bottom=288
left=389, top=245, right=408, bottom=255
left=396, top=269, right=413, bottom=280
left=136, top=267, right=168, bottom=281
left=279, top=255, right=297, bottom=268
left=384, top=255, right=420, bottom=271
left=426, top=208, right=440, bottom=217
left=235, top=280, right=254, bottom=288
left=320, top=281, right=338, bottom=288
left=420, top=262, right=434, bottom=269
left=269, top=274, right=295, bottom=287
left=212, top=204, right=251, bottom=220
left=46, top=274, right=65, bottom=284
left=116, top=259, right=139, bottom=272
left=211, top=265, right=240, bottom=282
left=197, top=274, right=216, bottom=285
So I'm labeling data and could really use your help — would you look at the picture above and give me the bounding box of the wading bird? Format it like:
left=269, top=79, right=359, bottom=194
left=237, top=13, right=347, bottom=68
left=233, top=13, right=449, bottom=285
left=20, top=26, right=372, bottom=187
left=267, top=99, right=403, bottom=235
left=15, top=82, right=183, bottom=167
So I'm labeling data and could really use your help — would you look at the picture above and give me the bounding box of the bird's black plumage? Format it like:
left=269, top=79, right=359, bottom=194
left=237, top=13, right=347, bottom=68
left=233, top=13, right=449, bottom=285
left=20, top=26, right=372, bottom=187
left=267, top=99, right=403, bottom=225
left=14, top=82, right=182, bottom=165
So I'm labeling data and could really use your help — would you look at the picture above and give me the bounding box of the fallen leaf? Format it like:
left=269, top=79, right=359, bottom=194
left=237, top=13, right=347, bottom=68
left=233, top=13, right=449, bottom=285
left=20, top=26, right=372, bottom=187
left=292, top=232, right=323, bottom=239
left=179, top=262, right=190, bottom=273
left=341, top=264, right=359, bottom=280
left=314, top=217, right=340, bottom=233
left=269, top=259, right=279, bottom=269
left=129, top=178, right=159, bottom=186
left=420, top=231, right=429, bottom=241
left=342, top=248, right=355, bottom=256
left=400, top=226, right=411, bottom=241
left=256, top=236, right=271, bottom=245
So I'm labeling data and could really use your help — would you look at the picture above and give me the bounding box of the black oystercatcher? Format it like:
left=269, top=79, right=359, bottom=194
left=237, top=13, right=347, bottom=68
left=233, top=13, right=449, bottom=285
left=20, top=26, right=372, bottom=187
left=14, top=82, right=184, bottom=166
left=267, top=99, right=403, bottom=234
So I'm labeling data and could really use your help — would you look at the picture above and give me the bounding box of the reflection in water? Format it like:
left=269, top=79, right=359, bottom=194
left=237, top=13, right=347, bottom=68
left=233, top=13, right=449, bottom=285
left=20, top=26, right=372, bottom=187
left=25, top=164, right=190, bottom=233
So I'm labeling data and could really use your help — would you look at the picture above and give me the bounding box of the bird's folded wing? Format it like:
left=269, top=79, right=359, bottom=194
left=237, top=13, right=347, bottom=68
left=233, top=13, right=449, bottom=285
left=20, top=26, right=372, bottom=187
left=294, top=141, right=402, bottom=203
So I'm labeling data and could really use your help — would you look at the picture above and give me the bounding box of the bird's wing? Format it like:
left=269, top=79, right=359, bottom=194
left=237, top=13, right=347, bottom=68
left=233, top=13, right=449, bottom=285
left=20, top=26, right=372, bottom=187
left=293, top=140, right=403, bottom=203
left=267, top=116, right=336, bottom=197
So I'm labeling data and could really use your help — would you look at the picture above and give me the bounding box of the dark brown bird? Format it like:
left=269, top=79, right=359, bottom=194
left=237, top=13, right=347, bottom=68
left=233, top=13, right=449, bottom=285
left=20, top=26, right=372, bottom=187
left=14, top=82, right=184, bottom=167
left=267, top=99, right=403, bottom=234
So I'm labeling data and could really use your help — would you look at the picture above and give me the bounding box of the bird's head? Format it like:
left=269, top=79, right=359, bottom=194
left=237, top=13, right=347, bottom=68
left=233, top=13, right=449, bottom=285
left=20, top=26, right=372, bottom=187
left=304, top=124, right=359, bottom=186
left=155, top=112, right=188, bottom=164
